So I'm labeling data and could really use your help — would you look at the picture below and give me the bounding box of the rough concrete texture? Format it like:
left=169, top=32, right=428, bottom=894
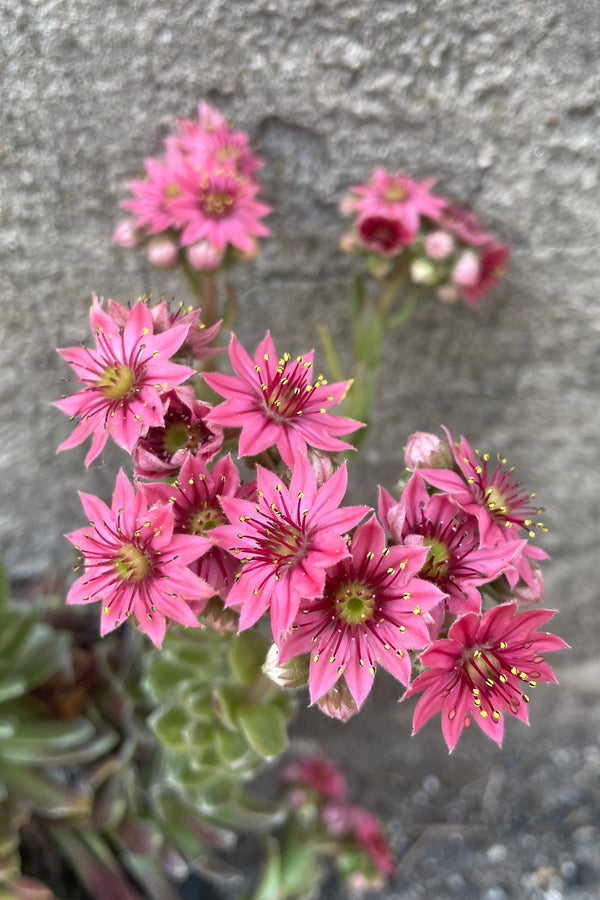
left=1, top=1, right=599, bottom=896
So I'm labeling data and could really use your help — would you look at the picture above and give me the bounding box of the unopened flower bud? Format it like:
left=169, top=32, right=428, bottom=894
left=186, top=239, right=224, bottom=271
left=436, top=284, right=460, bottom=303
left=308, top=449, right=334, bottom=488
left=317, top=679, right=359, bottom=722
left=262, top=643, right=309, bottom=690
left=404, top=431, right=452, bottom=470
left=410, top=257, right=438, bottom=286
left=512, top=567, right=545, bottom=606
left=147, top=236, right=178, bottom=269
left=424, top=229, right=454, bottom=260
left=452, top=250, right=480, bottom=287
left=112, top=219, right=140, bottom=249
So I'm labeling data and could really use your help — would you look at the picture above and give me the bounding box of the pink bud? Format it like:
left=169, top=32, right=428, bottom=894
left=424, top=229, right=455, bottom=260
left=307, top=450, right=334, bottom=488
left=452, top=250, right=481, bottom=287
left=112, top=219, right=140, bottom=249
left=513, top=567, right=545, bottom=606
left=186, top=239, right=224, bottom=271
left=147, top=236, right=178, bottom=269
left=317, top=679, right=359, bottom=722
left=404, top=431, right=451, bottom=470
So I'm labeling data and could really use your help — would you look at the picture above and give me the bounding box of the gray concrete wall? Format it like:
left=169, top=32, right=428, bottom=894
left=1, top=0, right=598, bottom=664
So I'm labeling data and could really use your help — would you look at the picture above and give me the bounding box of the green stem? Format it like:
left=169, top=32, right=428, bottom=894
left=317, top=323, right=345, bottom=382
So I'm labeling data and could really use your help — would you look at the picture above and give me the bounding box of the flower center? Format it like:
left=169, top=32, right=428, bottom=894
left=217, top=146, right=239, bottom=163
left=485, top=485, right=508, bottom=514
left=189, top=505, right=225, bottom=535
left=334, top=581, right=376, bottom=625
left=383, top=183, right=406, bottom=202
left=113, top=544, right=149, bottom=583
left=97, top=364, right=136, bottom=400
left=421, top=537, right=450, bottom=580
left=164, top=184, right=181, bottom=201
left=163, top=421, right=203, bottom=455
left=463, top=648, right=501, bottom=688
left=260, top=353, right=327, bottom=421
left=201, top=190, right=235, bottom=217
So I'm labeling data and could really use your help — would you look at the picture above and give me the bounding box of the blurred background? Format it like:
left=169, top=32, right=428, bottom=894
left=2, top=1, right=599, bottom=897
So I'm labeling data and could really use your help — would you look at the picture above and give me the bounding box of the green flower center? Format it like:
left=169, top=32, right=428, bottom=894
left=113, top=544, right=149, bottom=583
left=97, top=364, right=136, bottom=400
left=422, top=537, right=450, bottom=579
left=334, top=581, right=376, bottom=625
left=163, top=422, right=202, bottom=456
left=189, top=506, right=225, bottom=535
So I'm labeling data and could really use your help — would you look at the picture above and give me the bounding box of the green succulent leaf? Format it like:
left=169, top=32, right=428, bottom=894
left=237, top=703, right=288, bottom=760
left=228, top=631, right=268, bottom=686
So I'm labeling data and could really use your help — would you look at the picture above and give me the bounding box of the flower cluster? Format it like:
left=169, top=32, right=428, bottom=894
left=341, top=168, right=510, bottom=306
left=281, top=755, right=395, bottom=890
left=113, top=102, right=270, bottom=272
left=58, top=308, right=565, bottom=751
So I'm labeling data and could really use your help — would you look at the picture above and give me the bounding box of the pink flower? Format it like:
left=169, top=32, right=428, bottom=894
left=120, top=147, right=187, bottom=235
left=278, top=516, right=444, bottom=708
left=133, top=386, right=223, bottom=479
left=141, top=453, right=253, bottom=601
left=55, top=298, right=195, bottom=466
left=419, top=428, right=546, bottom=548
left=65, top=470, right=214, bottom=646
left=437, top=202, right=493, bottom=246
left=461, top=242, right=510, bottom=306
left=107, top=297, right=223, bottom=361
left=171, top=165, right=270, bottom=252
left=176, top=112, right=264, bottom=179
left=321, top=804, right=394, bottom=880
left=379, top=473, right=525, bottom=624
left=282, top=756, right=348, bottom=801
left=203, top=332, right=363, bottom=469
left=210, top=455, right=369, bottom=638
left=355, top=214, right=412, bottom=256
left=404, top=603, right=568, bottom=751
left=344, top=169, right=447, bottom=242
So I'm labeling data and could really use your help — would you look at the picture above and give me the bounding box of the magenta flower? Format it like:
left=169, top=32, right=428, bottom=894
left=171, top=165, right=270, bottom=252
left=203, top=332, right=363, bottom=469
left=461, top=242, right=510, bottom=306
left=278, top=516, right=444, bottom=709
left=175, top=105, right=264, bottom=179
left=120, top=146, right=187, bottom=235
left=210, top=455, right=369, bottom=638
left=55, top=298, right=195, bottom=466
left=133, top=387, right=223, bottom=480
left=282, top=756, right=348, bottom=802
left=437, top=202, right=493, bottom=246
left=65, top=470, right=214, bottom=646
left=141, top=453, right=254, bottom=601
left=404, top=602, right=568, bottom=751
left=321, top=803, right=394, bottom=881
left=419, top=428, right=545, bottom=546
left=344, top=169, right=447, bottom=241
left=107, top=297, right=223, bottom=361
left=379, top=473, right=525, bottom=622
left=355, top=214, right=413, bottom=256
